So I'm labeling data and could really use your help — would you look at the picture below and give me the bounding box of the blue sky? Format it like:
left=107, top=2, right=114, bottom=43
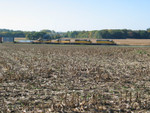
left=0, top=0, right=150, bottom=31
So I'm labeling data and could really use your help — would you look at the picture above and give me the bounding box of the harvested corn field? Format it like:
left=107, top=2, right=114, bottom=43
left=113, top=39, right=150, bottom=46
left=0, top=44, right=150, bottom=112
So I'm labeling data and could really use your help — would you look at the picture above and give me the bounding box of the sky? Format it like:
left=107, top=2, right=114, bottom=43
left=0, top=0, right=150, bottom=32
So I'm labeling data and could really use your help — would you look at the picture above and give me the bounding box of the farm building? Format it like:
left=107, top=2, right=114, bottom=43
left=2, top=37, right=14, bottom=43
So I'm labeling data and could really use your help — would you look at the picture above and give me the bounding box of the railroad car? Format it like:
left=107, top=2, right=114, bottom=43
left=32, top=39, right=42, bottom=44
left=42, top=40, right=51, bottom=44
left=32, top=39, right=51, bottom=44
left=32, top=40, right=41, bottom=44
left=52, top=39, right=60, bottom=43
left=75, top=39, right=92, bottom=44
left=59, top=39, right=70, bottom=44
left=96, top=39, right=116, bottom=45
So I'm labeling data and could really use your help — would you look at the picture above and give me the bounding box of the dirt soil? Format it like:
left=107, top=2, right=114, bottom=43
left=0, top=44, right=150, bottom=112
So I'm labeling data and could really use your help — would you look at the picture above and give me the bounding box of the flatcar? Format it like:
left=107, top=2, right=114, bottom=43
left=75, top=39, right=92, bottom=44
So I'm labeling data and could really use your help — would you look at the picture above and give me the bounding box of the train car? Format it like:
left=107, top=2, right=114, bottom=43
left=75, top=39, right=92, bottom=44
left=14, top=40, right=33, bottom=44
left=42, top=40, right=51, bottom=44
left=96, top=39, right=116, bottom=45
left=32, top=39, right=42, bottom=44
left=59, top=39, right=70, bottom=44
left=32, top=38, right=51, bottom=44
left=51, top=39, right=60, bottom=43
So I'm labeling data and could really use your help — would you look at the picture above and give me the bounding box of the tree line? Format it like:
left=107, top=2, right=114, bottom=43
left=0, top=28, right=150, bottom=39
left=0, top=29, right=61, bottom=40
left=64, top=29, right=150, bottom=39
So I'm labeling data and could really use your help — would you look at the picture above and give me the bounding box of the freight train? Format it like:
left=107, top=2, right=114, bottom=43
left=1, top=37, right=116, bottom=45
left=32, top=39, right=116, bottom=45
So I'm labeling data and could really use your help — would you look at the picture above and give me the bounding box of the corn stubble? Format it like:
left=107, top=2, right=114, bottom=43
left=0, top=44, right=150, bottom=112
